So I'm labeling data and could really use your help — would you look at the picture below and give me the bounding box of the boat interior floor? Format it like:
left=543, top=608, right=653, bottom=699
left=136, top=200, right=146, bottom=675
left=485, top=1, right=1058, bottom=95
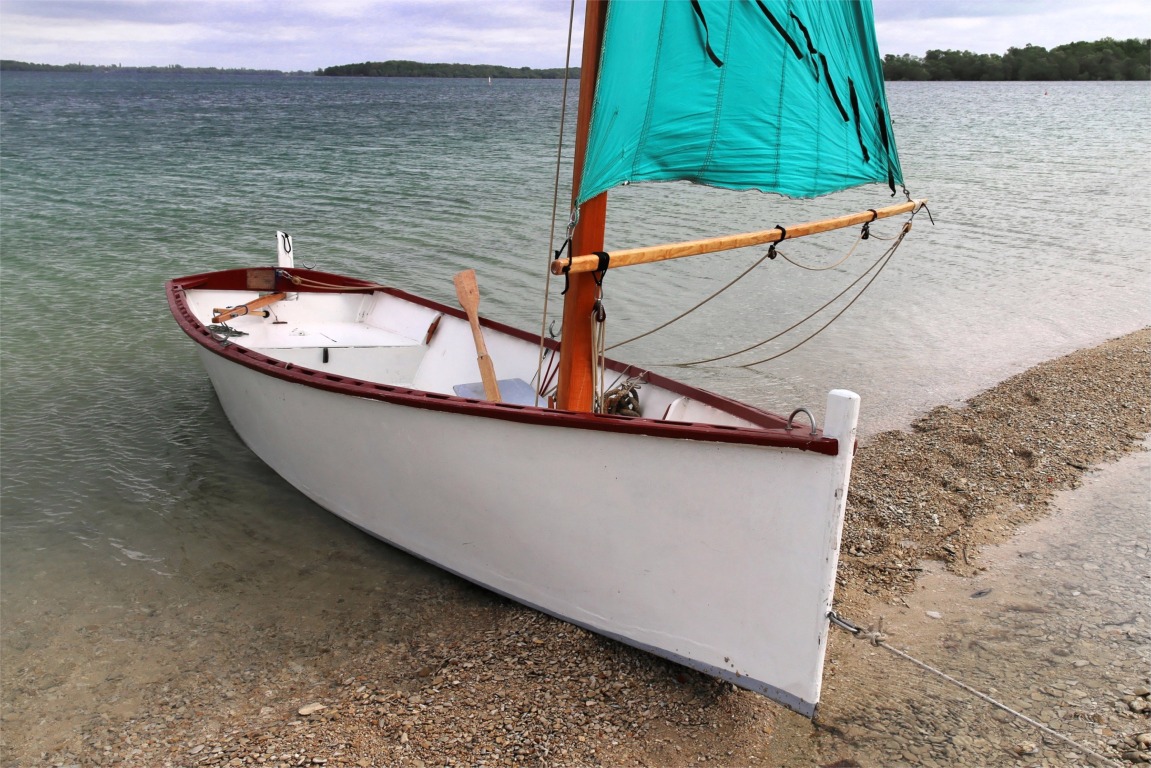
left=185, top=287, right=765, bottom=429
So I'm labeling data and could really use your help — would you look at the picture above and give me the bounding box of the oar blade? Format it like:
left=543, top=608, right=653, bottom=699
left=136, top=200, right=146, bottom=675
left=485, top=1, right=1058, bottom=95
left=453, top=269, right=501, bottom=403
left=453, top=269, right=480, bottom=311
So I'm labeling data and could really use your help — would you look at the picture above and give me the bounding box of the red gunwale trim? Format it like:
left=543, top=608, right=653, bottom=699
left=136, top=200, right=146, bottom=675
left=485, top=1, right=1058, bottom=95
left=165, top=268, right=840, bottom=456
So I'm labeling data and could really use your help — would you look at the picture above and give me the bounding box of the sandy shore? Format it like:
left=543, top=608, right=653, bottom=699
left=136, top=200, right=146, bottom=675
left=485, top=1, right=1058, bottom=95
left=10, top=329, right=1149, bottom=767
left=840, top=327, right=1151, bottom=601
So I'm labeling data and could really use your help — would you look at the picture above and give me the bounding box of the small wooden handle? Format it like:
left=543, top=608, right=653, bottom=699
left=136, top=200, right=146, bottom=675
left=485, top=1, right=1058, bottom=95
left=453, top=270, right=501, bottom=402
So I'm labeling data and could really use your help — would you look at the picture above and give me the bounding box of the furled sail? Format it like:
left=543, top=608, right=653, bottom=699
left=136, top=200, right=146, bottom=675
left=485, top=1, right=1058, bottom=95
left=577, top=0, right=903, bottom=204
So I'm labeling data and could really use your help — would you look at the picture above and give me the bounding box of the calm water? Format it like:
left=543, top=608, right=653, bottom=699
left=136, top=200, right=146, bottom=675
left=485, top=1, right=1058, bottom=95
left=1, top=74, right=1149, bottom=755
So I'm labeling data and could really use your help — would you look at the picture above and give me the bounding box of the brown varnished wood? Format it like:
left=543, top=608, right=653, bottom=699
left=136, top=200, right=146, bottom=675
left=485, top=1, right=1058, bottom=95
left=551, top=199, right=924, bottom=275
left=211, top=292, right=287, bottom=323
left=556, top=0, right=610, bottom=413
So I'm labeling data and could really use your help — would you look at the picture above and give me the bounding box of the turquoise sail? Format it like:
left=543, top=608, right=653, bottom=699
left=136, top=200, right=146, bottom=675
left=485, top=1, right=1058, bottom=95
left=577, top=0, right=903, bottom=204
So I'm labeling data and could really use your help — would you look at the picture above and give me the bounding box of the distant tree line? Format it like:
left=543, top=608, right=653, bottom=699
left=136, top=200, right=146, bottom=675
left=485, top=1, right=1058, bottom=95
left=1, top=60, right=98, bottom=72
left=7, top=36, right=1146, bottom=81
left=883, top=38, right=1149, bottom=81
left=318, top=60, right=577, bottom=79
left=0, top=61, right=302, bottom=75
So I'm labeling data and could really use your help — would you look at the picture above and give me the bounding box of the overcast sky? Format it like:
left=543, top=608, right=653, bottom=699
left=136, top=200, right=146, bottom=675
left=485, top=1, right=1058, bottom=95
left=1, top=0, right=1148, bottom=72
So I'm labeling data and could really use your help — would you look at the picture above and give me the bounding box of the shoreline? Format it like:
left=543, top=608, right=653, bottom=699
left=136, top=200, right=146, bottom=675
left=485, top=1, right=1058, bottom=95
left=7, top=329, right=1149, bottom=767
left=839, top=326, right=1151, bottom=602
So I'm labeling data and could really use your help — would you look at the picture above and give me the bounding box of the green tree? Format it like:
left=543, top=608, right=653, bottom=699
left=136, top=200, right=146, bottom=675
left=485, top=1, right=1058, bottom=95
left=883, top=38, right=1147, bottom=81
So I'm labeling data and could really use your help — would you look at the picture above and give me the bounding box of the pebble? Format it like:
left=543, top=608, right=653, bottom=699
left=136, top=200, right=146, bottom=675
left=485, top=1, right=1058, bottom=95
left=801, top=334, right=1150, bottom=768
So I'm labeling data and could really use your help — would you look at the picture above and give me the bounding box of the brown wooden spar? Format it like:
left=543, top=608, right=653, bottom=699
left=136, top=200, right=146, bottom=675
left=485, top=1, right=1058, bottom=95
left=211, top=292, right=287, bottom=323
left=555, top=0, right=610, bottom=413
left=551, top=199, right=925, bottom=275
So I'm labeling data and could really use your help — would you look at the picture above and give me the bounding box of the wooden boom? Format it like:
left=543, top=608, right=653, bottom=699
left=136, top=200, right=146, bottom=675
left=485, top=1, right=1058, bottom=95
left=550, top=199, right=925, bottom=275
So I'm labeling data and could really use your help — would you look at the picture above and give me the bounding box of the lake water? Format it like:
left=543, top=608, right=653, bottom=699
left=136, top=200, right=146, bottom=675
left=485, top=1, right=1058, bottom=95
left=1, top=74, right=1149, bottom=758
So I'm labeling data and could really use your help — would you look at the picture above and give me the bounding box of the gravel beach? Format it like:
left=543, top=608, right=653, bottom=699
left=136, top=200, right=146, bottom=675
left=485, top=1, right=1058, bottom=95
left=6, top=329, right=1149, bottom=768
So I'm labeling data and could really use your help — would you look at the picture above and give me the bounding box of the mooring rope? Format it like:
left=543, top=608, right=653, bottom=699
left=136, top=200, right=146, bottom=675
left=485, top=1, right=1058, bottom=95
left=828, top=611, right=1123, bottom=768
left=533, top=0, right=578, bottom=407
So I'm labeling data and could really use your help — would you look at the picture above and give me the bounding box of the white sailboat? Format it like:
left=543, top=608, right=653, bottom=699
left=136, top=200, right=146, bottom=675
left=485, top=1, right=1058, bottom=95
left=167, top=0, right=924, bottom=717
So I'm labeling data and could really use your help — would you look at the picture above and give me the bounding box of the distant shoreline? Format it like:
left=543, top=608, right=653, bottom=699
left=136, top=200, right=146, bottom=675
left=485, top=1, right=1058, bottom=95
left=0, top=61, right=312, bottom=76
left=0, top=60, right=575, bottom=79
left=4, top=36, right=1147, bottom=81
left=317, top=60, right=575, bottom=79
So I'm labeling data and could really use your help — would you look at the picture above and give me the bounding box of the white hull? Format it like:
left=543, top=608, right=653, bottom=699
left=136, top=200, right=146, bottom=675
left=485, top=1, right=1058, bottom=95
left=170, top=269, right=858, bottom=716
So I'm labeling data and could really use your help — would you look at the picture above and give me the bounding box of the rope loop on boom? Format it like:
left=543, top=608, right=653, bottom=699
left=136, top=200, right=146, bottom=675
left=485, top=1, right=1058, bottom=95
left=592, top=251, right=610, bottom=286
left=556, top=237, right=574, bottom=295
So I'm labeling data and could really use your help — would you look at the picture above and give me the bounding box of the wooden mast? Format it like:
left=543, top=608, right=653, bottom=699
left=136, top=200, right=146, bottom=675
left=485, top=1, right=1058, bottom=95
left=552, top=0, right=921, bottom=409
left=555, top=0, right=609, bottom=413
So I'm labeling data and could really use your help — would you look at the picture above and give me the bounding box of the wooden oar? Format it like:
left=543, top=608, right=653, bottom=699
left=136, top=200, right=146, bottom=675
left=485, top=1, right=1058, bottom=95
left=453, top=270, right=501, bottom=402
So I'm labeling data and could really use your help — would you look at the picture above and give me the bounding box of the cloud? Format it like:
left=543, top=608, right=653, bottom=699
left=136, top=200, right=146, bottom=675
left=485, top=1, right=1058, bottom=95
left=0, top=0, right=581, bottom=69
left=873, top=0, right=1151, bottom=55
left=0, top=0, right=1146, bottom=70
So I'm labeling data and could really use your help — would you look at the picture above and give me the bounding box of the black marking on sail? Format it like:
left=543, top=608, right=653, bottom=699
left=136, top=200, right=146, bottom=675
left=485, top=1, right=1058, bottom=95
left=785, top=8, right=851, bottom=127
left=820, top=53, right=849, bottom=122
left=755, top=0, right=802, bottom=59
left=848, top=79, right=870, bottom=163
left=876, top=100, right=896, bottom=194
left=789, top=11, right=820, bottom=81
left=690, top=0, right=725, bottom=67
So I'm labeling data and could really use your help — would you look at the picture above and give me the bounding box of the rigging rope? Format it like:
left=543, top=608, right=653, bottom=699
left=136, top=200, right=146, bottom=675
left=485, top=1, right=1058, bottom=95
left=592, top=300, right=608, bottom=412
left=778, top=231, right=863, bottom=271
left=736, top=222, right=910, bottom=368
left=607, top=216, right=909, bottom=359
left=653, top=220, right=911, bottom=367
left=605, top=247, right=777, bottom=352
left=828, top=612, right=1123, bottom=768
left=533, top=0, right=578, bottom=407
